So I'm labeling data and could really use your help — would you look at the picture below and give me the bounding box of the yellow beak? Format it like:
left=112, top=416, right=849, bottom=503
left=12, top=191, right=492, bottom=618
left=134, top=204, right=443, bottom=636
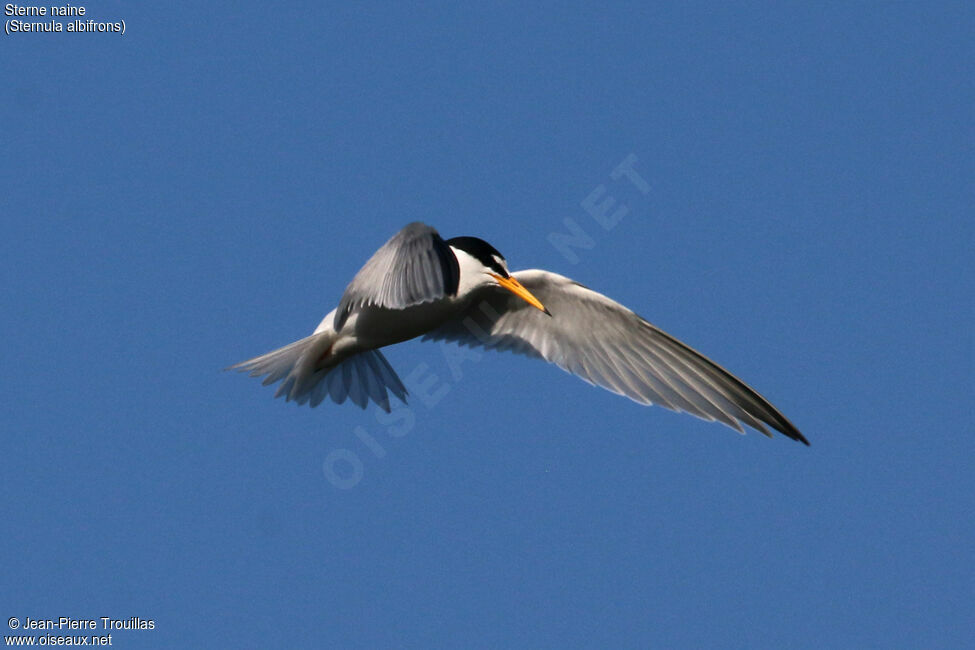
left=491, top=274, right=550, bottom=314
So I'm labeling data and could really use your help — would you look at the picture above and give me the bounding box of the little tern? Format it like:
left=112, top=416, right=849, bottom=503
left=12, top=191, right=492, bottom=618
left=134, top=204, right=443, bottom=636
left=231, top=222, right=807, bottom=444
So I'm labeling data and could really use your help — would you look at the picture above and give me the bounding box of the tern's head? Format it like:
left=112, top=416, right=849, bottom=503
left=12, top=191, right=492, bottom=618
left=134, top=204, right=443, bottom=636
left=447, top=236, right=548, bottom=313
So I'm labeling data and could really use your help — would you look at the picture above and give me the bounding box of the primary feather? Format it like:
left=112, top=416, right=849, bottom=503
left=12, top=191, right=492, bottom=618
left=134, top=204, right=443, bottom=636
left=423, top=269, right=807, bottom=444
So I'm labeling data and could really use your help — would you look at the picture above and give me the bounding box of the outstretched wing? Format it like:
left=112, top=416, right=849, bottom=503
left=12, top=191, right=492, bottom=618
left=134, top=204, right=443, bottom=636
left=335, top=222, right=460, bottom=330
left=423, top=269, right=807, bottom=444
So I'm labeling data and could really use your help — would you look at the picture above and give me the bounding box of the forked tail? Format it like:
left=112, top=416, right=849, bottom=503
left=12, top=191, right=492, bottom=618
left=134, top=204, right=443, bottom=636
left=228, top=333, right=408, bottom=412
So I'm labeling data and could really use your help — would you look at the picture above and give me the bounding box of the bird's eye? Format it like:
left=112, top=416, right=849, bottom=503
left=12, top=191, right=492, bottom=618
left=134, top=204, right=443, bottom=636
left=491, top=256, right=509, bottom=277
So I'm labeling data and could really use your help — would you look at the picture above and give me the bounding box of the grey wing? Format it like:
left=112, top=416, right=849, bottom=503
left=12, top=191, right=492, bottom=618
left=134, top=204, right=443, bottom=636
left=335, top=222, right=460, bottom=330
left=423, top=269, right=807, bottom=444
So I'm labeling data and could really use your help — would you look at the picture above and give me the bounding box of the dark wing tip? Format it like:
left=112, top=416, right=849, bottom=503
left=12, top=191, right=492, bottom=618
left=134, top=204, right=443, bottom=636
left=788, top=427, right=811, bottom=446
left=769, top=416, right=809, bottom=446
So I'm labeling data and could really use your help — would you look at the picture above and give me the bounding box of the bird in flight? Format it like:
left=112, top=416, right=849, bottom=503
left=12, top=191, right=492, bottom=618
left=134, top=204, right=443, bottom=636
left=230, top=222, right=807, bottom=444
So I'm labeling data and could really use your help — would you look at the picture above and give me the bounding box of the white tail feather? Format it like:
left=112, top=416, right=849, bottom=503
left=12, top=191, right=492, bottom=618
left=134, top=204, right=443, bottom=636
left=228, top=333, right=408, bottom=412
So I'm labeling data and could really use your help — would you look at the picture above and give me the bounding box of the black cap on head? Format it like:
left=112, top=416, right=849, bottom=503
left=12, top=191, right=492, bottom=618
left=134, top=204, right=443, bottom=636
left=446, top=236, right=509, bottom=277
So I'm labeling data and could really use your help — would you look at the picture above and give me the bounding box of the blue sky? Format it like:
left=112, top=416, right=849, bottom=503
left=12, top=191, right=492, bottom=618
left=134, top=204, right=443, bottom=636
left=2, top=2, right=972, bottom=648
